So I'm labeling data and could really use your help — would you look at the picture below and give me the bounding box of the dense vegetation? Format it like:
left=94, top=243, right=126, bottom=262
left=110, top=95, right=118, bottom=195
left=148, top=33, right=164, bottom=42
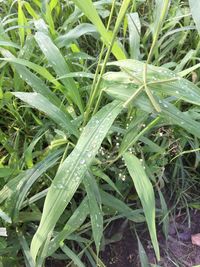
left=0, top=0, right=200, bottom=266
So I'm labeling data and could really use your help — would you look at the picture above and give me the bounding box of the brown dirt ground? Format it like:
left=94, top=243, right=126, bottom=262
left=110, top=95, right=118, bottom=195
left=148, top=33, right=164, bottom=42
left=100, top=210, right=200, bottom=267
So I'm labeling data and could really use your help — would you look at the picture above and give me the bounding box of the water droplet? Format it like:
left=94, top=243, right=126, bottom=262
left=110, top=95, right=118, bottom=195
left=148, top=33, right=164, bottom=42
left=80, top=159, right=85, bottom=165
left=57, top=184, right=65, bottom=189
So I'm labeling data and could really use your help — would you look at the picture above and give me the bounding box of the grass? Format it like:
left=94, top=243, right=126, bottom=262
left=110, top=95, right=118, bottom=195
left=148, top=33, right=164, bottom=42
left=0, top=0, right=200, bottom=266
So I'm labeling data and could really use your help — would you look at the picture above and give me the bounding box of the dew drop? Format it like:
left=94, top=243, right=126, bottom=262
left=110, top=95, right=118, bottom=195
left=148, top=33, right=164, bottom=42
left=80, top=159, right=85, bottom=165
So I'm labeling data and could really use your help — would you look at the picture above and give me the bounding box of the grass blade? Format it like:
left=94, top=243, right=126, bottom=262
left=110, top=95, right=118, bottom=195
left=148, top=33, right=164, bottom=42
left=60, top=244, right=85, bottom=267
left=34, top=28, right=84, bottom=113
left=105, top=60, right=200, bottom=107
left=124, top=152, right=160, bottom=260
left=0, top=209, right=11, bottom=223
left=30, top=100, right=122, bottom=262
left=136, top=233, right=150, bottom=267
left=48, top=197, right=89, bottom=256
left=13, top=92, right=79, bottom=137
left=100, top=190, right=145, bottom=223
left=1, top=57, right=61, bottom=87
left=84, top=173, right=103, bottom=255
left=18, top=233, right=35, bottom=267
left=0, top=48, right=62, bottom=107
left=189, top=0, right=200, bottom=34
left=127, top=12, right=141, bottom=59
left=56, top=23, right=97, bottom=48
left=0, top=149, right=62, bottom=220
left=71, top=0, right=126, bottom=60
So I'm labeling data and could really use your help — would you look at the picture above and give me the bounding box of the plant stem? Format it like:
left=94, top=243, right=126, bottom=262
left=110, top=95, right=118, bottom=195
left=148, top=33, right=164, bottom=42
left=143, top=0, right=171, bottom=112
left=83, top=0, right=116, bottom=125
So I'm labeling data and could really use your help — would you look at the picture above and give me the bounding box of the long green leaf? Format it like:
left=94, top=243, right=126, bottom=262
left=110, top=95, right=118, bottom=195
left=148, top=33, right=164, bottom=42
left=0, top=40, right=20, bottom=49
left=48, top=197, right=89, bottom=256
left=84, top=173, right=103, bottom=255
left=104, top=82, right=200, bottom=138
left=0, top=48, right=62, bottom=108
left=61, top=244, right=85, bottom=267
left=18, top=233, right=35, bottom=267
left=189, top=0, right=200, bottom=34
left=0, top=149, right=63, bottom=220
left=13, top=92, right=79, bottom=137
left=100, top=190, right=144, bottom=223
left=30, top=100, right=123, bottom=262
left=127, top=12, right=141, bottom=59
left=71, top=0, right=126, bottom=60
left=1, top=57, right=61, bottom=87
left=136, top=234, right=150, bottom=267
left=56, top=23, right=98, bottom=48
left=124, top=153, right=160, bottom=260
left=34, top=29, right=84, bottom=113
left=105, top=60, right=200, bottom=107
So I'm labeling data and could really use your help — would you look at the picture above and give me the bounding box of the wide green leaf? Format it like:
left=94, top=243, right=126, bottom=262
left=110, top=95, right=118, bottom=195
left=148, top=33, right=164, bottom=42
left=103, top=60, right=200, bottom=138
left=30, top=100, right=123, bottom=262
left=105, top=60, right=200, bottom=107
left=56, top=23, right=98, bottom=48
left=100, top=190, right=144, bottom=223
left=61, top=244, right=85, bottom=267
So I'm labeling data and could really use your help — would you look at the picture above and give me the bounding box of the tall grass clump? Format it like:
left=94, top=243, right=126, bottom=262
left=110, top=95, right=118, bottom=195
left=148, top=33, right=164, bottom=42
left=0, top=0, right=200, bottom=266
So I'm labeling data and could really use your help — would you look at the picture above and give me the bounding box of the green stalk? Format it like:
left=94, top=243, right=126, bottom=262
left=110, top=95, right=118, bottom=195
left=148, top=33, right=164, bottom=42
left=84, top=0, right=131, bottom=124
left=83, top=0, right=116, bottom=125
left=143, top=0, right=171, bottom=112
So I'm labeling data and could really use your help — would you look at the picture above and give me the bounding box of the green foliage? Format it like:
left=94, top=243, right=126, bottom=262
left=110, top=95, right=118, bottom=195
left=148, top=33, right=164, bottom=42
left=0, top=0, right=200, bottom=266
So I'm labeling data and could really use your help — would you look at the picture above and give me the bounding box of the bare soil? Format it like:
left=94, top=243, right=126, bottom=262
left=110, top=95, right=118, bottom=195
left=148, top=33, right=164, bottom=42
left=101, top=210, right=200, bottom=267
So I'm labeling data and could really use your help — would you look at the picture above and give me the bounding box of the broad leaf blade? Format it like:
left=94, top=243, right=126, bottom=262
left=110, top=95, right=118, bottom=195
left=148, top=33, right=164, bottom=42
left=61, top=244, right=85, bottom=267
left=100, top=190, right=144, bottom=223
left=105, top=60, right=200, bottom=107
left=30, top=100, right=122, bottom=261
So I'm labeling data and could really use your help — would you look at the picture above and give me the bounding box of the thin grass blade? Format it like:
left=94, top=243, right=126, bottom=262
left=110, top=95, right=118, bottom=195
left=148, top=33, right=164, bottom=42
left=34, top=28, right=84, bottom=113
left=48, top=197, right=89, bottom=256
left=84, top=173, right=103, bottom=255
left=124, top=152, right=160, bottom=260
left=71, top=0, right=126, bottom=60
left=189, top=0, right=200, bottom=34
left=12, top=92, right=79, bottom=137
